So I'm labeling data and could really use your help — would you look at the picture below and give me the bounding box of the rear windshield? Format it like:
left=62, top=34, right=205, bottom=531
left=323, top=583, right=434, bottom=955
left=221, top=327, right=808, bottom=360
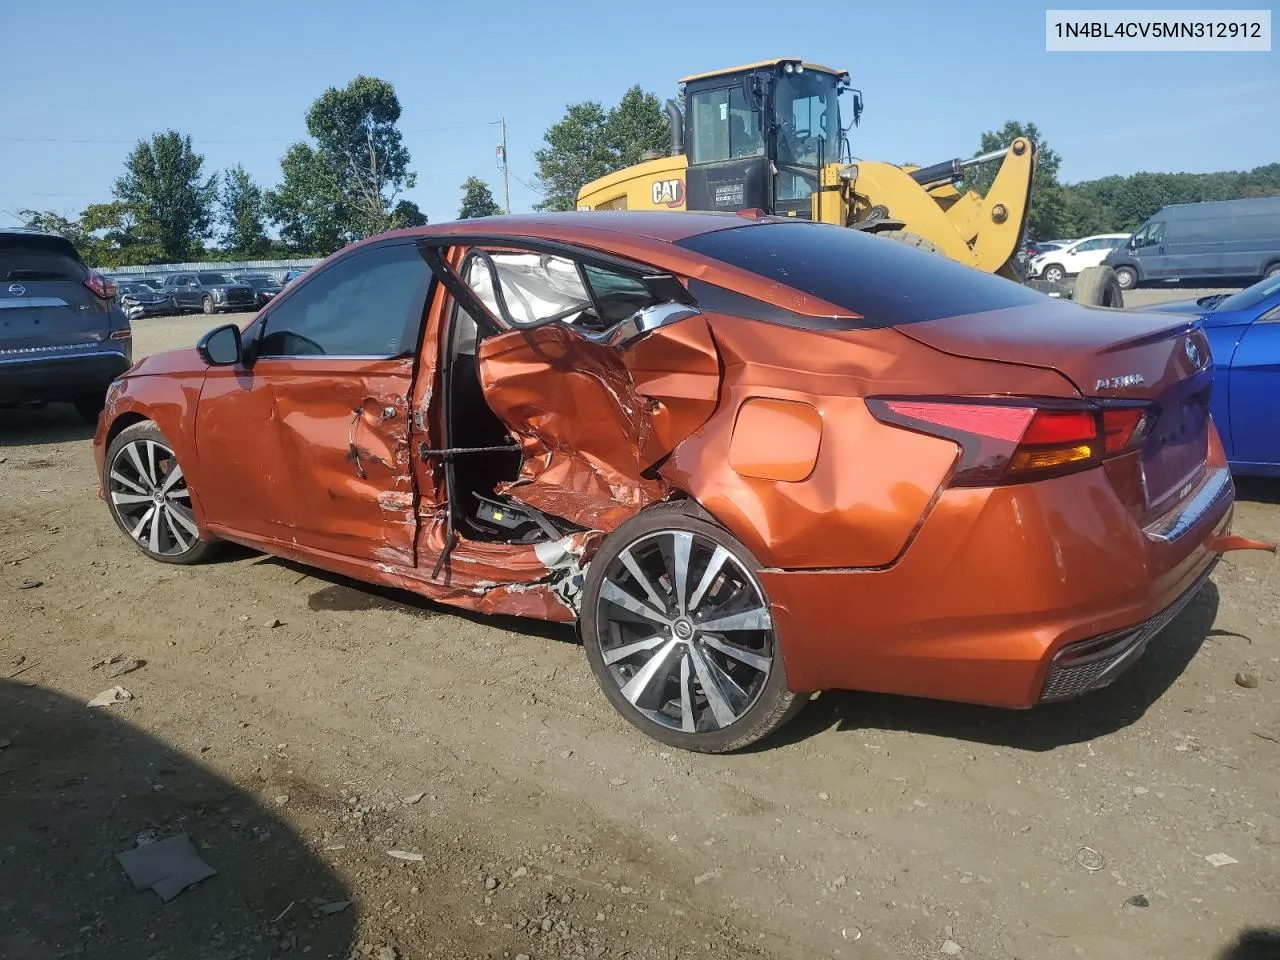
left=675, top=221, right=1045, bottom=324
left=1216, top=273, right=1280, bottom=312
left=0, top=237, right=87, bottom=283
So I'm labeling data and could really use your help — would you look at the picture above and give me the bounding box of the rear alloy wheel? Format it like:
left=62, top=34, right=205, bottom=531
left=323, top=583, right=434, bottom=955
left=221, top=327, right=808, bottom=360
left=1114, top=266, right=1138, bottom=290
left=202, top=295, right=214, bottom=315
left=104, top=421, right=215, bottom=565
left=581, top=504, right=807, bottom=753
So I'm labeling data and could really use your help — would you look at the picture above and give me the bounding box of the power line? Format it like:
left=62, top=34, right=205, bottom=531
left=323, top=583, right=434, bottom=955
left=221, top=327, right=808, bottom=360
left=0, top=120, right=504, bottom=146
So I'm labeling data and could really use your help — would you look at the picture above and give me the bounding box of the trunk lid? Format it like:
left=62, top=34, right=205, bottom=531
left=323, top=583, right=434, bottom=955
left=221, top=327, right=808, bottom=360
left=899, top=299, right=1214, bottom=519
left=0, top=233, right=110, bottom=352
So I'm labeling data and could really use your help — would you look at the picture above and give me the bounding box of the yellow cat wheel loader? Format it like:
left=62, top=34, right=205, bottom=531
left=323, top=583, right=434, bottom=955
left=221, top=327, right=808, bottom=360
left=576, top=58, right=1122, bottom=307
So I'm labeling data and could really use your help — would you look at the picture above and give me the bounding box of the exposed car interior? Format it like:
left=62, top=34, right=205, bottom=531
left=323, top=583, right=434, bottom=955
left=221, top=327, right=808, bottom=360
left=438, top=248, right=664, bottom=545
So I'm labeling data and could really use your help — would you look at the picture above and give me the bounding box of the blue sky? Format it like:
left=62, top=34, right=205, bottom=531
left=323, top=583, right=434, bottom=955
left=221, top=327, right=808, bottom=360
left=1, top=0, right=1276, bottom=229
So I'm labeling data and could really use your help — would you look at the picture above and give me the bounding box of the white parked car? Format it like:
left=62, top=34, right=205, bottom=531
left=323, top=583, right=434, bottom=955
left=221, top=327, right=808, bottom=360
left=1030, top=233, right=1131, bottom=283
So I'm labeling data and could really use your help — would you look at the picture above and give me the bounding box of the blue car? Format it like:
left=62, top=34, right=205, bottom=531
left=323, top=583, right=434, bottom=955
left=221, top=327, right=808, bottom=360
left=0, top=228, right=133, bottom=422
left=1153, top=274, right=1280, bottom=477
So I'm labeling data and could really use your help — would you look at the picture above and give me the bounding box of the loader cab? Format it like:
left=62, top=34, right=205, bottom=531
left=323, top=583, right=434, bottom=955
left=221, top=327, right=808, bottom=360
left=680, top=59, right=857, bottom=219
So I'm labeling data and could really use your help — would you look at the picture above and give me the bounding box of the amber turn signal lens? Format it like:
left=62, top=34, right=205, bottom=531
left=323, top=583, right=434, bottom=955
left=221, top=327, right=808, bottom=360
left=1009, top=443, right=1097, bottom=474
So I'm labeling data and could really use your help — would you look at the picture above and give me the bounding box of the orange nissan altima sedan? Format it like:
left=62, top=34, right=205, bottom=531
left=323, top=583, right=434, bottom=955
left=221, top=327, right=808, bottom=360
left=93, top=212, right=1258, bottom=752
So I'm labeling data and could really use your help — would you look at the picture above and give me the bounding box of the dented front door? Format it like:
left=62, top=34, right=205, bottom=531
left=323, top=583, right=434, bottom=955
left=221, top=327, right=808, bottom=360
left=195, top=358, right=419, bottom=564
left=193, top=240, right=432, bottom=566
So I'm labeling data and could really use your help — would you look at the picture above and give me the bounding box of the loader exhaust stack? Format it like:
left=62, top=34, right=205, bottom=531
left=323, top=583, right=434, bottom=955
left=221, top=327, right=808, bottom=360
left=665, top=99, right=685, bottom=156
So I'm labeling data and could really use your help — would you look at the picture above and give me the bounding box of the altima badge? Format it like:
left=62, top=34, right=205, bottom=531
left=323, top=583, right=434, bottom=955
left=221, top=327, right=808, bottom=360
left=1095, top=374, right=1145, bottom=390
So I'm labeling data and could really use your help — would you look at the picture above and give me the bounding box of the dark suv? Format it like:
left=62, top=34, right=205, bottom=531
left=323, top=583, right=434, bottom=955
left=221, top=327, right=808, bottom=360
left=0, top=229, right=132, bottom=422
left=161, top=271, right=256, bottom=314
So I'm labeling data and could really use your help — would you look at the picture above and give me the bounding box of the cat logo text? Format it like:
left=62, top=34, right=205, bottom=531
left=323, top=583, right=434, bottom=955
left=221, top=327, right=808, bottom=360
left=651, top=179, right=684, bottom=208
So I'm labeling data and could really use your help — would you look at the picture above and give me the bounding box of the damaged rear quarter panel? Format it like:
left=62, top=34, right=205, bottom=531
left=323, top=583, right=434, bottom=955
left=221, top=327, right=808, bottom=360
left=657, top=313, right=1075, bottom=570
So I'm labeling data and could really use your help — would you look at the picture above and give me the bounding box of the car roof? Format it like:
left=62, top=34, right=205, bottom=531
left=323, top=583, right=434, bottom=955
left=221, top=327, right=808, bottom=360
left=373, top=211, right=774, bottom=248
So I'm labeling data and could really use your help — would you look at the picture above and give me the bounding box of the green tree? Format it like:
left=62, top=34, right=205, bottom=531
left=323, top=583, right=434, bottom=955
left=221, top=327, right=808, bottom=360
left=457, top=176, right=503, bottom=219
left=266, top=76, right=421, bottom=252
left=534, top=101, right=613, bottom=212
left=533, top=86, right=673, bottom=211
left=606, top=86, right=673, bottom=168
left=112, top=130, right=218, bottom=261
left=219, top=164, right=269, bottom=256
left=18, top=209, right=88, bottom=249
left=960, top=120, right=1064, bottom=240
left=20, top=203, right=163, bottom=267
left=390, top=199, right=428, bottom=228
left=264, top=143, right=347, bottom=255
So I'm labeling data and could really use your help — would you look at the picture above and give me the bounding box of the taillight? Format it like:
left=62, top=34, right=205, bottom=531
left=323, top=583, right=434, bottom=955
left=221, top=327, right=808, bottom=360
left=866, top=397, right=1155, bottom=487
left=1101, top=406, right=1153, bottom=455
left=84, top=271, right=117, bottom=300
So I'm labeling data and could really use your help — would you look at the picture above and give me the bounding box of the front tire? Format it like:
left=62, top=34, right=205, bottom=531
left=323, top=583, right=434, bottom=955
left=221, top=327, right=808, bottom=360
left=1042, top=263, right=1066, bottom=284
left=104, top=421, right=217, bottom=565
left=1265, top=262, right=1280, bottom=279
left=580, top=501, right=808, bottom=753
left=202, top=296, right=214, bottom=315
left=1114, top=266, right=1138, bottom=290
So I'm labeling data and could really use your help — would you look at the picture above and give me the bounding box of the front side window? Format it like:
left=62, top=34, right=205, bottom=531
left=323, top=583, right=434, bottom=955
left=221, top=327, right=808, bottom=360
left=773, top=72, right=840, bottom=168
left=256, top=242, right=431, bottom=358
left=689, top=85, right=763, bottom=165
left=1133, top=222, right=1165, bottom=248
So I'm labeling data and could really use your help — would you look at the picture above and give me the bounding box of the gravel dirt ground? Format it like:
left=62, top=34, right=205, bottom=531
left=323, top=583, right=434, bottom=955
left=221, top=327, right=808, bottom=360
left=2, top=287, right=1278, bottom=960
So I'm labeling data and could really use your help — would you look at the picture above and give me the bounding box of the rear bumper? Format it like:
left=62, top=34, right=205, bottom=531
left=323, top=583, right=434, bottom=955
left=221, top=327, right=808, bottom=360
left=761, top=461, right=1234, bottom=706
left=0, top=347, right=131, bottom=404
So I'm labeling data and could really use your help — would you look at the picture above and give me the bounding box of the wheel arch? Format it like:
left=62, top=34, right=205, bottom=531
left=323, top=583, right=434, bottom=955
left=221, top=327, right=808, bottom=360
left=100, top=396, right=211, bottom=529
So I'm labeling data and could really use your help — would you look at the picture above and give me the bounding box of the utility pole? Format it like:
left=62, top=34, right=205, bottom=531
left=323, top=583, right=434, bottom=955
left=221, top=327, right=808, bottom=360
left=497, top=118, right=511, bottom=214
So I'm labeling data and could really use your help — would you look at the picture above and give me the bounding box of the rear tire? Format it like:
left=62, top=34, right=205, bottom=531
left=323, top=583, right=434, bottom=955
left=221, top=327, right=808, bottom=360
left=580, top=500, right=809, bottom=753
left=1114, top=266, right=1138, bottom=290
left=1073, top=265, right=1125, bottom=308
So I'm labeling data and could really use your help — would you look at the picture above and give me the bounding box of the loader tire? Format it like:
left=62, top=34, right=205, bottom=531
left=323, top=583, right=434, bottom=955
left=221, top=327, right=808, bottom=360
left=875, top=229, right=946, bottom=256
left=1072, top=265, right=1124, bottom=309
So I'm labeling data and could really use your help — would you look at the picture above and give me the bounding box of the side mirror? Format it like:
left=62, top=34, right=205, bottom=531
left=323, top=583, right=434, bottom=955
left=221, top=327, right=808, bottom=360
left=197, top=323, right=242, bottom=366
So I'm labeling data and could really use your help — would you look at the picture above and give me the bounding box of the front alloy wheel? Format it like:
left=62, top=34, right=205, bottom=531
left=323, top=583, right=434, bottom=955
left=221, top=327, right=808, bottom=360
left=105, top=422, right=214, bottom=564
left=581, top=505, right=807, bottom=752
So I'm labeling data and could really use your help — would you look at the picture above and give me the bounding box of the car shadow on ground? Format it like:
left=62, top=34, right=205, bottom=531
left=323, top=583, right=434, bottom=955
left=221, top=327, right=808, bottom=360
left=1234, top=477, right=1280, bottom=505
left=0, top=404, right=97, bottom=448
left=0, top=678, right=356, bottom=960
left=1217, top=929, right=1280, bottom=960
left=259, top=555, right=579, bottom=645
left=769, top=581, right=1220, bottom=753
